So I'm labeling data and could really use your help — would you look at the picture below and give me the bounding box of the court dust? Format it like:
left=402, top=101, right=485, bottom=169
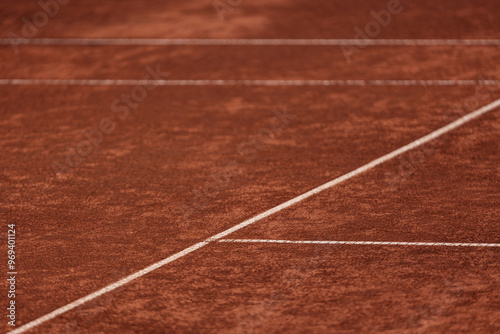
left=181, top=105, right=294, bottom=223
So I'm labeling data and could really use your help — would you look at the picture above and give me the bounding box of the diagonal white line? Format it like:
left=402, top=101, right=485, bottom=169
left=219, top=239, right=500, bottom=247
left=9, top=97, right=500, bottom=334
left=0, top=79, right=500, bottom=86
left=2, top=38, right=500, bottom=46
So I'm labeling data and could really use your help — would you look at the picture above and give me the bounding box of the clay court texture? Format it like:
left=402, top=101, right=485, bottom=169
left=0, top=0, right=499, bottom=333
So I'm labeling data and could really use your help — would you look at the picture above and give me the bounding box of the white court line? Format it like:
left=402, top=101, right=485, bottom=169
left=2, top=38, right=500, bottom=46
left=219, top=239, right=500, bottom=247
left=1, top=79, right=500, bottom=86
left=9, top=97, right=500, bottom=334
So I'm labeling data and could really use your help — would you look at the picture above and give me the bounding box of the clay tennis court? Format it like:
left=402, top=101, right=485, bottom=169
left=1, top=0, right=499, bottom=333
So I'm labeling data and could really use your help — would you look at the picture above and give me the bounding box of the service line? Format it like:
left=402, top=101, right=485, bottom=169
left=2, top=38, right=500, bottom=46
left=1, top=79, right=500, bottom=86
left=219, top=239, right=500, bottom=247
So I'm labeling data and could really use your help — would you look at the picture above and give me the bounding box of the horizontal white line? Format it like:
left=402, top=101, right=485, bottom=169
left=2, top=38, right=500, bottom=46
left=9, top=98, right=500, bottom=334
left=1, top=79, right=500, bottom=86
left=219, top=239, right=500, bottom=247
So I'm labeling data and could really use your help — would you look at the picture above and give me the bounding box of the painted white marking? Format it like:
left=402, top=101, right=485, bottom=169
left=0, top=79, right=499, bottom=86
left=9, top=97, right=500, bottom=334
left=2, top=38, right=500, bottom=46
left=219, top=239, right=500, bottom=247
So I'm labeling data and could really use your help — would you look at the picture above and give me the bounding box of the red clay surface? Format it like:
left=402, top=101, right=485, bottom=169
left=1, top=0, right=499, bottom=39
left=1, top=1, right=500, bottom=333
left=1, top=85, right=499, bottom=333
left=0, top=45, right=500, bottom=81
left=31, top=244, right=500, bottom=333
left=230, top=109, right=500, bottom=243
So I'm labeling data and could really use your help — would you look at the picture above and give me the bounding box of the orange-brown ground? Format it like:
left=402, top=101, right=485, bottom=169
left=1, top=0, right=499, bottom=333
